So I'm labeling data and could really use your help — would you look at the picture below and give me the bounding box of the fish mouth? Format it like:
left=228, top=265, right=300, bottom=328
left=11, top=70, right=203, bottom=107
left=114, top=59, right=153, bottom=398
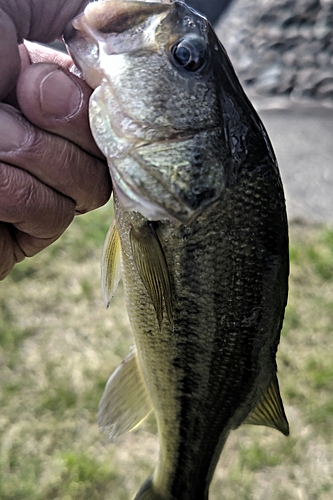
left=64, top=0, right=172, bottom=81
left=72, top=1, right=172, bottom=35
left=63, top=17, right=101, bottom=87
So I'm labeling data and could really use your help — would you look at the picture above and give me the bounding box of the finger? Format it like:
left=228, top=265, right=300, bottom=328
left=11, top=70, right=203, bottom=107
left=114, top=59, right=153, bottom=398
left=0, top=0, right=89, bottom=99
left=0, top=11, right=21, bottom=99
left=0, top=104, right=111, bottom=214
left=17, top=61, right=102, bottom=158
left=0, top=1, right=89, bottom=44
left=0, top=222, right=25, bottom=280
left=3, top=44, right=32, bottom=108
left=0, top=161, right=75, bottom=257
left=23, top=40, right=72, bottom=68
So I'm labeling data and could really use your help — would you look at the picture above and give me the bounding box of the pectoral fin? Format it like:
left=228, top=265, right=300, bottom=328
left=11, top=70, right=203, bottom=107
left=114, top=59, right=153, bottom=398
left=244, top=374, right=289, bottom=436
left=101, top=219, right=122, bottom=308
left=130, top=223, right=173, bottom=329
left=98, top=346, right=153, bottom=440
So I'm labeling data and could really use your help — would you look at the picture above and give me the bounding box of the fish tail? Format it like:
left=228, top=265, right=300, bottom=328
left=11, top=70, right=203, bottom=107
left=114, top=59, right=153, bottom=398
left=134, top=476, right=209, bottom=500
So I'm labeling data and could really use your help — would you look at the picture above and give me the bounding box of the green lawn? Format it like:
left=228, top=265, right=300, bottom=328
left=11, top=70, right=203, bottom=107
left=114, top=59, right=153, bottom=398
left=1, top=202, right=332, bottom=499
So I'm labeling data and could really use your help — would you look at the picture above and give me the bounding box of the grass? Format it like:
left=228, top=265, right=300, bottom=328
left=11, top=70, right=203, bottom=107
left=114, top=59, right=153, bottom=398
left=1, top=205, right=333, bottom=500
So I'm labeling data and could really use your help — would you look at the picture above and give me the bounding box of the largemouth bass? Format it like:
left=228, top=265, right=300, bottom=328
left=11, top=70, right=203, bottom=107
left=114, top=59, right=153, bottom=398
left=64, top=1, right=289, bottom=499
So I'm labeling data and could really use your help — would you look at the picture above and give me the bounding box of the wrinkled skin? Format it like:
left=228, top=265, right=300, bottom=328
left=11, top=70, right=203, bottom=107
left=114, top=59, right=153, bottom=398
left=0, top=0, right=112, bottom=280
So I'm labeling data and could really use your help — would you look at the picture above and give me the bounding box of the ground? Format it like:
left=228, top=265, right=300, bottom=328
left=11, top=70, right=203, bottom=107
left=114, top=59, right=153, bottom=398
left=1, top=202, right=333, bottom=500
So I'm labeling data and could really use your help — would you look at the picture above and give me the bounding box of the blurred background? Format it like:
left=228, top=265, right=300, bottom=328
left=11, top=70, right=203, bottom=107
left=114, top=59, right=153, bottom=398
left=1, top=1, right=333, bottom=499
left=215, top=0, right=333, bottom=225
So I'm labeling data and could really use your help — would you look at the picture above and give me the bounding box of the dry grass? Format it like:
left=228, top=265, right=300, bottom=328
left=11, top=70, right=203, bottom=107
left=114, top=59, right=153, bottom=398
left=1, top=204, right=333, bottom=500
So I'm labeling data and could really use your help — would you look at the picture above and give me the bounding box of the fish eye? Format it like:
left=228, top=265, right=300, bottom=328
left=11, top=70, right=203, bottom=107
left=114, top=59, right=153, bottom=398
left=170, top=38, right=206, bottom=72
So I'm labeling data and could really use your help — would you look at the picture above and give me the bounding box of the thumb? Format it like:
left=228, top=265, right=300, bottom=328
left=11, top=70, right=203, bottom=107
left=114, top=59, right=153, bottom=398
left=17, top=60, right=102, bottom=158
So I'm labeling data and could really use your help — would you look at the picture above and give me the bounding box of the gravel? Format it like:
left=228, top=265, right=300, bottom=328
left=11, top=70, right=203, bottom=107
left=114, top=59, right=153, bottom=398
left=216, top=0, right=333, bottom=106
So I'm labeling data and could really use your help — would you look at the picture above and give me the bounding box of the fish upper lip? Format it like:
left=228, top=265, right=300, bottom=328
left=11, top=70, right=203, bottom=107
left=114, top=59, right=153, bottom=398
left=63, top=18, right=94, bottom=71
left=66, top=1, right=171, bottom=52
left=63, top=14, right=96, bottom=52
left=74, top=0, right=171, bottom=36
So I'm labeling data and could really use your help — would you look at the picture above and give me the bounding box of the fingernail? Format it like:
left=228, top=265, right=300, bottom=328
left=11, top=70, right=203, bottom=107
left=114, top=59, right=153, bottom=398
left=0, top=107, right=29, bottom=152
left=40, top=69, right=82, bottom=118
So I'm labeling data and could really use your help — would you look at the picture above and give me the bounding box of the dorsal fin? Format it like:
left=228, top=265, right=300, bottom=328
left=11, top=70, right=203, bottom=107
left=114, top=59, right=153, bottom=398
left=130, top=222, right=173, bottom=330
left=101, top=219, right=122, bottom=308
left=98, top=346, right=153, bottom=440
left=243, top=373, right=289, bottom=436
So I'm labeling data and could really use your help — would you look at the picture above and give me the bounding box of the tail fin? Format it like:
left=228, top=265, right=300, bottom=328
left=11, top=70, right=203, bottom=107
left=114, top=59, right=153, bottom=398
left=133, top=476, right=209, bottom=500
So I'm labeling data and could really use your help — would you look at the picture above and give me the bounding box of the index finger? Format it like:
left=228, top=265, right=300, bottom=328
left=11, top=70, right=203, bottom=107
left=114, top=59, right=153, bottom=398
left=0, top=104, right=111, bottom=214
left=0, top=11, right=21, bottom=99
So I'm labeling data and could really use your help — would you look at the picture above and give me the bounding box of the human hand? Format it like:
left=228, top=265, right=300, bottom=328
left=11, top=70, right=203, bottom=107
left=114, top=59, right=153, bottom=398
left=0, top=0, right=112, bottom=280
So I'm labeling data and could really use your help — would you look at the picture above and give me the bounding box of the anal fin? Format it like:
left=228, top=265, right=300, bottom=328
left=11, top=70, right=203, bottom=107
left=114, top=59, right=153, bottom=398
left=101, top=218, right=122, bottom=308
left=130, top=222, right=173, bottom=329
left=243, top=373, right=289, bottom=436
left=98, top=346, right=153, bottom=440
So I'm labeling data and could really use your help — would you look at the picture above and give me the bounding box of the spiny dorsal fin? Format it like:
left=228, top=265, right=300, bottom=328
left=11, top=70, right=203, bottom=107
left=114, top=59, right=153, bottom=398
left=98, top=346, right=153, bottom=440
left=130, top=222, right=173, bottom=330
left=244, top=373, right=289, bottom=436
left=101, top=219, right=122, bottom=308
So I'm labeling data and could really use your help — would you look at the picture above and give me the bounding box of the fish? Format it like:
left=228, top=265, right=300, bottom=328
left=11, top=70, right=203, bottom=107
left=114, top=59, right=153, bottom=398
left=64, top=1, right=289, bottom=499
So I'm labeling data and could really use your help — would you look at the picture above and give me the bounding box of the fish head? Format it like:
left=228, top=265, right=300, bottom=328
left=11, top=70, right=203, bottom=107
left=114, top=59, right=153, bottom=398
left=64, top=1, right=230, bottom=223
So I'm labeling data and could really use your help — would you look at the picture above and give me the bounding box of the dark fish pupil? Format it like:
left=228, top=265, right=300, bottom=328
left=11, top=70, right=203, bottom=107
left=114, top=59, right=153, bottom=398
left=171, top=38, right=206, bottom=72
left=175, top=46, right=191, bottom=67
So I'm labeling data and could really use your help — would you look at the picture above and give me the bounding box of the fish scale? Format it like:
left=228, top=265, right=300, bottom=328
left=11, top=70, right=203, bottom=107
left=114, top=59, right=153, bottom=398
left=113, top=169, right=285, bottom=498
left=64, top=1, right=289, bottom=499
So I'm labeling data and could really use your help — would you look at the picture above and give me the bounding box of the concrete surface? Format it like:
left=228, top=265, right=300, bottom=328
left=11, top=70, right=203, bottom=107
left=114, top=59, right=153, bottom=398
left=256, top=104, right=333, bottom=224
